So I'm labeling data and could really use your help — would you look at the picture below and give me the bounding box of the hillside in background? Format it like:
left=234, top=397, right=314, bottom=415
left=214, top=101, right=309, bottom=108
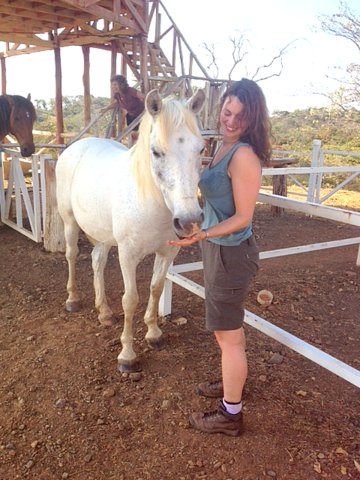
left=34, top=96, right=360, bottom=151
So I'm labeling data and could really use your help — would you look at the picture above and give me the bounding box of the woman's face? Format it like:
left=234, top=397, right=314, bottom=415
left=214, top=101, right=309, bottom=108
left=219, top=95, right=247, bottom=142
left=111, top=81, right=120, bottom=94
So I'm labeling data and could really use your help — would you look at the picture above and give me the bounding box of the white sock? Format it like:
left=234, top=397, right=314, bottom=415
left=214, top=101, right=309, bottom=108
left=222, top=399, right=242, bottom=415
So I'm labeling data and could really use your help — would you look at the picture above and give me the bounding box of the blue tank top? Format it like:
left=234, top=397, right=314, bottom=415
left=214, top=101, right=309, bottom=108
left=199, top=142, right=253, bottom=246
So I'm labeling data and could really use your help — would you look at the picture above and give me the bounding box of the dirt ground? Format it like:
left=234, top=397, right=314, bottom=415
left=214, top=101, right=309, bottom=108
left=0, top=202, right=359, bottom=480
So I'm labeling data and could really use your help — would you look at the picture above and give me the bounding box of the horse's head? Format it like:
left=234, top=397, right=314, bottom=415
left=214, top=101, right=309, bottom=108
left=141, top=89, right=206, bottom=238
left=6, top=94, right=36, bottom=157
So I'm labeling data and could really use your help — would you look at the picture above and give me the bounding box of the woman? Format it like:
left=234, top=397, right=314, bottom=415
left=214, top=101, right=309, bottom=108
left=102, top=75, right=145, bottom=134
left=168, top=78, right=271, bottom=436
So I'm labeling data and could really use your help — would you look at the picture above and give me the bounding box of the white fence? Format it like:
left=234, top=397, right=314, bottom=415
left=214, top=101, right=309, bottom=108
left=268, top=139, right=360, bottom=202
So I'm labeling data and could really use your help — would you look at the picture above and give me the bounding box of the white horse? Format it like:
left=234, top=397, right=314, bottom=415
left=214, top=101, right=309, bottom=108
left=56, top=89, right=205, bottom=372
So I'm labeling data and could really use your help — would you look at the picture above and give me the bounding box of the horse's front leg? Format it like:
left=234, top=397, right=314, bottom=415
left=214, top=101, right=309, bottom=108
left=64, top=220, right=81, bottom=312
left=91, top=242, right=117, bottom=326
left=144, top=245, right=179, bottom=349
left=117, top=250, right=140, bottom=372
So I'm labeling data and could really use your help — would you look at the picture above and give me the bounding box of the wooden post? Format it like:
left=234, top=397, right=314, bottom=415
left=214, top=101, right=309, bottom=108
left=111, top=40, right=117, bottom=78
left=270, top=158, right=299, bottom=217
left=139, top=33, right=149, bottom=93
left=43, top=158, right=65, bottom=253
left=54, top=45, right=65, bottom=145
left=1, top=57, right=6, bottom=94
left=82, top=45, right=91, bottom=127
left=271, top=174, right=288, bottom=217
left=308, top=139, right=322, bottom=202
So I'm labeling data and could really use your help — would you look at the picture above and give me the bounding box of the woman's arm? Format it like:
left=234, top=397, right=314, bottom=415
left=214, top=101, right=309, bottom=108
left=100, top=99, right=118, bottom=114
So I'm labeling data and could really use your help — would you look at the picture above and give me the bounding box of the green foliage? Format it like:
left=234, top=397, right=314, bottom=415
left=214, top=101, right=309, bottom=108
left=33, top=95, right=111, bottom=138
left=271, top=107, right=360, bottom=191
left=271, top=107, right=360, bottom=151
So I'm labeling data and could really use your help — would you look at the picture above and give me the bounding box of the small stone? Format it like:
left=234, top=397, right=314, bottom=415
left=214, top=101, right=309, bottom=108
left=129, top=372, right=142, bottom=382
left=266, top=471, right=277, bottom=478
left=259, top=375, right=267, bottom=382
left=317, top=453, right=325, bottom=459
left=62, top=473, right=69, bottom=479
left=161, top=399, right=171, bottom=409
left=172, top=317, right=187, bottom=325
left=31, top=440, right=39, bottom=449
left=84, top=453, right=93, bottom=463
left=268, top=352, right=284, bottom=364
left=102, top=388, right=116, bottom=398
left=55, top=398, right=66, bottom=408
left=25, top=460, right=35, bottom=470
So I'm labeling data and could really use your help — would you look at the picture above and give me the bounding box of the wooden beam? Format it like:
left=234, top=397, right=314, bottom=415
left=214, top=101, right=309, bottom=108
left=1, top=57, right=6, bottom=94
left=61, top=0, right=139, bottom=31
left=0, top=33, right=53, bottom=48
left=54, top=46, right=64, bottom=145
left=123, top=0, right=147, bottom=32
left=82, top=45, right=91, bottom=127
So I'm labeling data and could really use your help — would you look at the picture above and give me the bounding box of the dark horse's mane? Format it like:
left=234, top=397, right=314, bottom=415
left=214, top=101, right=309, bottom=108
left=0, top=94, right=37, bottom=140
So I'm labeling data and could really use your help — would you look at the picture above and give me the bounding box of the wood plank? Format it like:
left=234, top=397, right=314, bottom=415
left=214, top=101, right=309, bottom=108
left=123, top=0, right=146, bottom=32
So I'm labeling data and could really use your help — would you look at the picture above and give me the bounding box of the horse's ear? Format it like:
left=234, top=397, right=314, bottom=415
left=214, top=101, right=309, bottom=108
left=187, top=89, right=206, bottom=114
left=145, top=89, right=162, bottom=117
left=27, top=93, right=31, bottom=101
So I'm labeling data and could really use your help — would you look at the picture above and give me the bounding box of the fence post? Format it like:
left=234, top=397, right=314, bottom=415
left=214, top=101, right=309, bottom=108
left=43, top=156, right=65, bottom=252
left=308, top=139, right=322, bottom=202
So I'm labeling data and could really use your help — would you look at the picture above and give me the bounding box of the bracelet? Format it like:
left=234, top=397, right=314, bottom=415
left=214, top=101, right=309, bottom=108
left=202, top=229, right=209, bottom=240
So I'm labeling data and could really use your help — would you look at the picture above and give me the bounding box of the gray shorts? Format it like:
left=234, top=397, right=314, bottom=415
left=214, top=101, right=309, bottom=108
left=201, top=236, right=259, bottom=331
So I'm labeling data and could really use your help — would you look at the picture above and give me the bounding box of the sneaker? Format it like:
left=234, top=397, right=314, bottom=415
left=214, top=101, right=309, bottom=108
left=189, top=401, right=244, bottom=436
left=196, top=380, right=223, bottom=398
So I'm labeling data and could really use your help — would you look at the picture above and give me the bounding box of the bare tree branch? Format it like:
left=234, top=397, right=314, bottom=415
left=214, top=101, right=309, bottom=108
left=201, top=42, right=219, bottom=78
left=228, top=35, right=248, bottom=80
left=318, top=1, right=360, bottom=109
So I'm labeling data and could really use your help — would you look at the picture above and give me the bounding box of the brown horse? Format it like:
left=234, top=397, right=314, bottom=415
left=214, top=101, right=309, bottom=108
left=0, top=94, right=36, bottom=157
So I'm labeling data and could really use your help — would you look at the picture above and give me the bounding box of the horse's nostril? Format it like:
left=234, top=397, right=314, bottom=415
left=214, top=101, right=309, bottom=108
left=173, top=218, right=182, bottom=231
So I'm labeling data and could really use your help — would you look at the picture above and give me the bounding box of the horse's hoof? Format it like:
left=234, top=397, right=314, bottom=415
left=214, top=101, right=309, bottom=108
left=65, top=301, right=81, bottom=313
left=99, top=315, right=120, bottom=327
left=147, top=337, right=165, bottom=350
left=117, top=361, right=141, bottom=373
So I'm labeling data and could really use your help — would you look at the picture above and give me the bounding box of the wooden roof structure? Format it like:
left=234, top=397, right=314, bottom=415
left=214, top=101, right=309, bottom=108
left=0, top=0, right=148, bottom=49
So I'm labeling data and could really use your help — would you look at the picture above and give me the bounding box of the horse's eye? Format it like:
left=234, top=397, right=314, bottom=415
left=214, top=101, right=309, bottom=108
left=152, top=148, right=161, bottom=158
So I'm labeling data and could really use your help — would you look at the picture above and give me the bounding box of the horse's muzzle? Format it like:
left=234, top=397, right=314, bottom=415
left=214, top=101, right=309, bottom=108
left=173, top=212, right=204, bottom=237
left=21, top=144, right=35, bottom=157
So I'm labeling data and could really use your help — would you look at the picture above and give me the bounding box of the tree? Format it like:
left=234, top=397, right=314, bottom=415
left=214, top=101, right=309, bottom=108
left=319, top=2, right=360, bottom=109
left=201, top=36, right=297, bottom=82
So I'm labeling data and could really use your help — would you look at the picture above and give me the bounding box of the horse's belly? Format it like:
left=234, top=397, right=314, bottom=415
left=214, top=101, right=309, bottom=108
left=70, top=155, right=124, bottom=244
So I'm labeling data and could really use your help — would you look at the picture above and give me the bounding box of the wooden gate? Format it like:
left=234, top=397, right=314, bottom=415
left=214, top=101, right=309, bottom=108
left=0, top=152, right=46, bottom=242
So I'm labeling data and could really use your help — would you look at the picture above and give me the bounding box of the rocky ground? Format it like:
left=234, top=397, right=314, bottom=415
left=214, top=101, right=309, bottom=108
left=0, top=201, right=359, bottom=480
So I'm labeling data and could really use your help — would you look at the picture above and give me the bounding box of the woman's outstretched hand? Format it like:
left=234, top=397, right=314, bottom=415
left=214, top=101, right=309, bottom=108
left=167, top=230, right=206, bottom=247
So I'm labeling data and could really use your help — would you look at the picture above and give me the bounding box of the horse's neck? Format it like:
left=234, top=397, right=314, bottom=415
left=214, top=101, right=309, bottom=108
left=0, top=96, right=10, bottom=139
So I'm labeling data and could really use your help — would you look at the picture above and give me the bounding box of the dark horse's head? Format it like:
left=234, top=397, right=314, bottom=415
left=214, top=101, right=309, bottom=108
left=0, top=94, right=36, bottom=157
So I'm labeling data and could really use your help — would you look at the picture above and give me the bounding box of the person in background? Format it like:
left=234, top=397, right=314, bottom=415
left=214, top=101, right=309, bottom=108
left=102, top=75, right=145, bottom=141
left=168, top=78, right=271, bottom=436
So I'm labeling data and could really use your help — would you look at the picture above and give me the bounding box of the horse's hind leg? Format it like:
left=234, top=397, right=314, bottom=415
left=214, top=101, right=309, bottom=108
left=91, top=242, right=117, bottom=326
left=63, top=219, right=81, bottom=312
left=144, top=246, right=179, bottom=349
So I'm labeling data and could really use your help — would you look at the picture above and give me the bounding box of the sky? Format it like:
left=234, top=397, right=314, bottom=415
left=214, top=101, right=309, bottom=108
left=1, top=0, right=359, bottom=114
